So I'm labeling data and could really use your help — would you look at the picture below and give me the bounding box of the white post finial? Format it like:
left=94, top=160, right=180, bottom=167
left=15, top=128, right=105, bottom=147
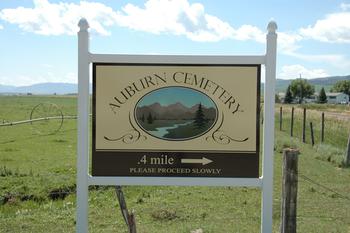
left=78, top=18, right=89, bottom=31
left=267, top=21, right=277, bottom=34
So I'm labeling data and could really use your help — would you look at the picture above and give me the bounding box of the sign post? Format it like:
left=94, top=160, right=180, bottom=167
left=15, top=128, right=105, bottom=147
left=77, top=18, right=277, bottom=233
left=262, top=21, right=278, bottom=233
left=77, top=18, right=89, bottom=233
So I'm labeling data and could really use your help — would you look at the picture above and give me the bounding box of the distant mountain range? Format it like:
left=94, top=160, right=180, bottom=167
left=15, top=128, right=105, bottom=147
left=0, top=83, right=80, bottom=95
left=0, top=74, right=349, bottom=95
left=135, top=102, right=216, bottom=120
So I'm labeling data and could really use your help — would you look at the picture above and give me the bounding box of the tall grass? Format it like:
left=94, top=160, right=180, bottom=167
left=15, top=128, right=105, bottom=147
left=275, top=104, right=350, bottom=166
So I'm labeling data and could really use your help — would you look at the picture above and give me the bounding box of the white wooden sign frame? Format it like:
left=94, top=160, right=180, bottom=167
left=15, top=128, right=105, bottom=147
left=77, top=18, right=277, bottom=233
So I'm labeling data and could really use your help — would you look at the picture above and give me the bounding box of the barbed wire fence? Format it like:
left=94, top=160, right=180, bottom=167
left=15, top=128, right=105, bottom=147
left=1, top=103, right=350, bottom=231
left=2, top=170, right=349, bottom=204
left=1, top=167, right=349, bottom=231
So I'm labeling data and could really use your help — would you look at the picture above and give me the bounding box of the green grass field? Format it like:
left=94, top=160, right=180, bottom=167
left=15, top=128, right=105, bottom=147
left=1, top=96, right=350, bottom=232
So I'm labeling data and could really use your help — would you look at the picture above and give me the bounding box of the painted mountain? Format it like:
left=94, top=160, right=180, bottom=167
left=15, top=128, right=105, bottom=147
left=135, top=102, right=217, bottom=140
left=135, top=102, right=216, bottom=120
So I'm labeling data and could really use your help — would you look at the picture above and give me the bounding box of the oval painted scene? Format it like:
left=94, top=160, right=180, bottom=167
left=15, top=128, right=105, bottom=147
left=134, top=86, right=218, bottom=141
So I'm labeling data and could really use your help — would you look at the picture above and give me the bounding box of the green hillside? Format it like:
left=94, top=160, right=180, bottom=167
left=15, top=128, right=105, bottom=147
left=271, top=75, right=350, bottom=93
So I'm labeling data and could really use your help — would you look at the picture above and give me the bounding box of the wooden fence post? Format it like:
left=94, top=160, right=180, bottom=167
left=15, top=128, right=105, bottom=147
left=321, top=112, right=325, bottom=142
left=310, top=122, right=314, bottom=146
left=260, top=104, right=264, bottom=125
left=290, top=107, right=294, bottom=137
left=280, top=148, right=300, bottom=233
left=115, top=186, right=137, bottom=233
left=345, top=133, right=350, bottom=167
left=280, top=106, right=283, bottom=131
left=302, top=108, right=306, bottom=143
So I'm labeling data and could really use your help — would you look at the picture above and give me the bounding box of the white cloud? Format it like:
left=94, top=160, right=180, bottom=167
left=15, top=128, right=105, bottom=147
left=114, top=0, right=191, bottom=35
left=64, top=72, right=77, bottom=83
left=0, top=0, right=316, bottom=50
left=340, top=3, right=350, bottom=11
left=278, top=32, right=303, bottom=54
left=41, top=63, right=53, bottom=68
left=0, top=0, right=349, bottom=76
left=286, top=52, right=350, bottom=70
left=0, top=24, right=3, bottom=30
left=115, top=1, right=274, bottom=43
left=0, top=0, right=236, bottom=40
left=278, top=64, right=329, bottom=80
left=114, top=0, right=236, bottom=42
left=300, top=12, right=350, bottom=43
left=231, top=24, right=265, bottom=43
left=0, top=0, right=117, bottom=36
left=0, top=72, right=77, bottom=86
left=0, top=0, right=270, bottom=43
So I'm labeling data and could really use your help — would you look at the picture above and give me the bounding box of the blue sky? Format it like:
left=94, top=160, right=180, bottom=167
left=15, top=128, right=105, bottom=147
left=137, top=86, right=215, bottom=108
left=0, top=0, right=349, bottom=86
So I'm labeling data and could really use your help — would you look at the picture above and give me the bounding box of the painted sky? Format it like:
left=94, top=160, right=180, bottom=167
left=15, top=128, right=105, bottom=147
left=137, top=87, right=215, bottom=108
left=0, top=0, right=350, bottom=86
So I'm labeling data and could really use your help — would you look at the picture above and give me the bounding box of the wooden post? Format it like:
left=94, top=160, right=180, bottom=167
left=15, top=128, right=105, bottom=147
left=310, top=122, right=314, bottom=146
left=290, top=107, right=294, bottom=137
left=321, top=112, right=325, bottom=142
left=115, top=186, right=137, bottom=233
left=345, top=132, right=350, bottom=167
left=280, top=149, right=300, bottom=233
left=260, top=104, right=264, bottom=125
left=302, top=108, right=306, bottom=143
left=279, top=106, right=283, bottom=131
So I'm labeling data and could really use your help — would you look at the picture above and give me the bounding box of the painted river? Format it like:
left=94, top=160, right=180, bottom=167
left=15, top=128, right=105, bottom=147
left=148, top=120, right=194, bottom=138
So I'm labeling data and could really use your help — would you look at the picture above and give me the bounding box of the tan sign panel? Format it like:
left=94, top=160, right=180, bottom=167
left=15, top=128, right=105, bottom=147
left=92, top=63, right=260, bottom=177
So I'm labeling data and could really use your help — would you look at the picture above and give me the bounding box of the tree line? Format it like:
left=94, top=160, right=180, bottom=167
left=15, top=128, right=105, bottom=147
left=282, top=79, right=350, bottom=104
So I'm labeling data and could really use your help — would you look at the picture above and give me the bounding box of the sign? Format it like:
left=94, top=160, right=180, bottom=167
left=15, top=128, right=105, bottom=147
left=77, top=19, right=277, bottom=233
left=92, top=63, right=260, bottom=177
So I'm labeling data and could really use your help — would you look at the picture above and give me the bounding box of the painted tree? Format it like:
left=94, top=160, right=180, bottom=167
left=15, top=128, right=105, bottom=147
left=284, top=85, right=293, bottom=104
left=147, top=113, right=154, bottom=124
left=318, top=87, right=327, bottom=104
left=290, top=79, right=315, bottom=104
left=141, top=114, right=145, bottom=122
left=194, top=103, right=206, bottom=129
